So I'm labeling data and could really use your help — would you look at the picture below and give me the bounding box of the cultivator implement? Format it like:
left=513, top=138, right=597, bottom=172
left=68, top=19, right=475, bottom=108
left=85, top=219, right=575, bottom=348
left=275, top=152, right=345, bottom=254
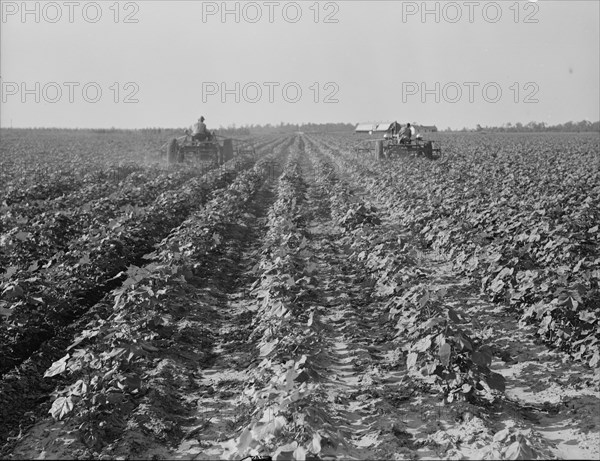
left=231, top=138, right=257, bottom=159
left=354, top=137, right=442, bottom=160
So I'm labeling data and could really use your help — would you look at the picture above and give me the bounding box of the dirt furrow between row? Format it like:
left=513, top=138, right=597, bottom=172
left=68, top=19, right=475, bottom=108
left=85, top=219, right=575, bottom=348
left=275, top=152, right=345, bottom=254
left=299, top=144, right=435, bottom=458
left=168, top=177, right=279, bottom=460
left=303, top=184, right=412, bottom=458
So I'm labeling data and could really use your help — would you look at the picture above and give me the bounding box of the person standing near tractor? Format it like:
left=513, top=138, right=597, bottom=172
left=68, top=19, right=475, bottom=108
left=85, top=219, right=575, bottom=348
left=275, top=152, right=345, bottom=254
left=193, top=116, right=209, bottom=142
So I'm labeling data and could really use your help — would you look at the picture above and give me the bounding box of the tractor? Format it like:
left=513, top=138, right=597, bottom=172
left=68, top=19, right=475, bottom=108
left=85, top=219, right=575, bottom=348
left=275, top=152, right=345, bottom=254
left=355, top=129, right=442, bottom=160
left=166, top=130, right=227, bottom=164
left=378, top=134, right=441, bottom=160
left=165, top=130, right=256, bottom=165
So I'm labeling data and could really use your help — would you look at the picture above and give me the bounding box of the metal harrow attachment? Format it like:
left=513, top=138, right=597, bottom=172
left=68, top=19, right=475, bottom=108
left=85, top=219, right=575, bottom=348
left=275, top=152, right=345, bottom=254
left=354, top=137, right=442, bottom=160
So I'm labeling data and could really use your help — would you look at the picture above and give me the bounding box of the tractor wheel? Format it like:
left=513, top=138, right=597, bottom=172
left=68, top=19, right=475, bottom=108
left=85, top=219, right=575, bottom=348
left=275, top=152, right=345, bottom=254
left=423, top=141, right=434, bottom=159
left=375, top=140, right=385, bottom=160
left=222, top=139, right=234, bottom=163
left=167, top=139, right=180, bottom=163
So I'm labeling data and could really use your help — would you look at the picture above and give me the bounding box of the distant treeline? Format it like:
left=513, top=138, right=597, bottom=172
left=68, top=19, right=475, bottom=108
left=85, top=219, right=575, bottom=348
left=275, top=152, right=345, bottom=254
left=217, top=122, right=355, bottom=136
left=0, top=127, right=175, bottom=133
left=451, top=120, right=599, bottom=133
left=0, top=123, right=355, bottom=136
left=2, top=120, right=597, bottom=134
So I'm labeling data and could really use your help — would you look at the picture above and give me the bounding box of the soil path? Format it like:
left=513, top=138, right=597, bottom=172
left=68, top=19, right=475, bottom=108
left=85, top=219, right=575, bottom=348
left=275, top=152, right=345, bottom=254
left=291, top=153, right=421, bottom=459
left=165, top=177, right=280, bottom=460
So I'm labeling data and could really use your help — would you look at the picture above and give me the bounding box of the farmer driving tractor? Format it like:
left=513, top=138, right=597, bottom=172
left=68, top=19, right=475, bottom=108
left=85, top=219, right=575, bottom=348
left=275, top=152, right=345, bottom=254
left=399, top=123, right=412, bottom=144
left=192, top=116, right=210, bottom=142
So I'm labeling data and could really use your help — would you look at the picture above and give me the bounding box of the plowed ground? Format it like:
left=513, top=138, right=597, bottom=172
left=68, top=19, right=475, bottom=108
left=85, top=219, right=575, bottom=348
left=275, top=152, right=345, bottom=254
left=1, top=131, right=598, bottom=460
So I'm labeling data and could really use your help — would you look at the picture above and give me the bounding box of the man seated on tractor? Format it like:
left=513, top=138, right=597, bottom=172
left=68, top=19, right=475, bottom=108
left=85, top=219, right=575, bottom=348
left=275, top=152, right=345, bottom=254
left=192, top=116, right=210, bottom=142
left=399, top=123, right=412, bottom=144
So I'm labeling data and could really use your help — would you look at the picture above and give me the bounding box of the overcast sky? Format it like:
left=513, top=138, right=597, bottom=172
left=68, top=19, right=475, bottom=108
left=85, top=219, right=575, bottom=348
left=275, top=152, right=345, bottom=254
left=1, top=0, right=599, bottom=129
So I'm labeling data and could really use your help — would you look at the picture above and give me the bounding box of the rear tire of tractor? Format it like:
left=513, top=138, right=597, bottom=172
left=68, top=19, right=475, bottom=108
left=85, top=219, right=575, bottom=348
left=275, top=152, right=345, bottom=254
left=222, top=139, right=234, bottom=163
left=375, top=140, right=385, bottom=160
left=424, top=142, right=434, bottom=160
left=167, top=139, right=180, bottom=164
